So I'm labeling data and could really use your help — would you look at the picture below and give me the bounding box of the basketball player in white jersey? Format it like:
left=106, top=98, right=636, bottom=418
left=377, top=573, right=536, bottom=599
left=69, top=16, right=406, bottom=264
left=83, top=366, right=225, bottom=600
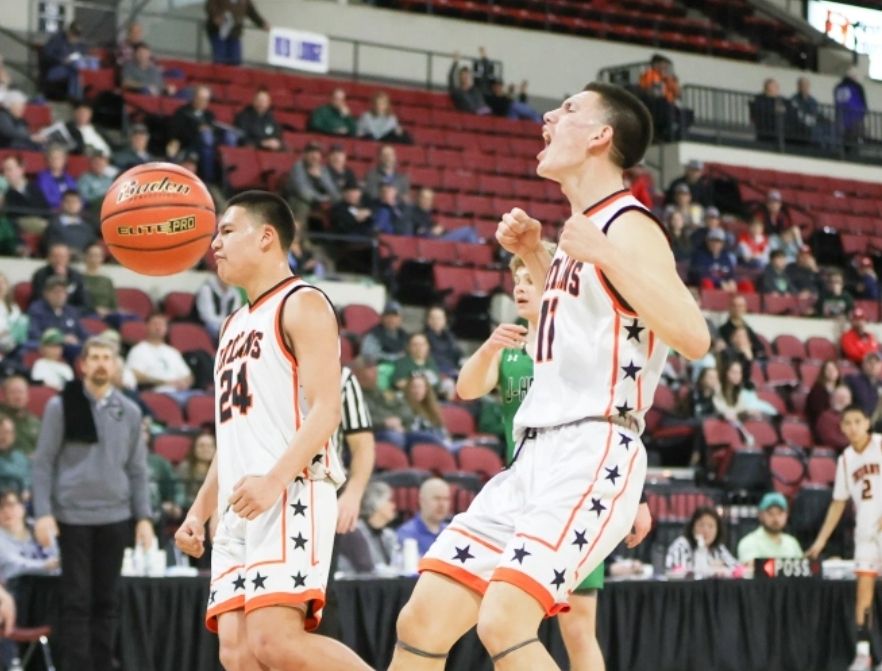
left=389, top=83, right=709, bottom=671
left=174, top=191, right=370, bottom=671
left=808, top=405, right=882, bottom=671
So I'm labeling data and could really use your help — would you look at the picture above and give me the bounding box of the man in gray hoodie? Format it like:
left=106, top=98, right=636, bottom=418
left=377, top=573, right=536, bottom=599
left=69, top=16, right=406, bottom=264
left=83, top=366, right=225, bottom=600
left=32, top=336, right=153, bottom=671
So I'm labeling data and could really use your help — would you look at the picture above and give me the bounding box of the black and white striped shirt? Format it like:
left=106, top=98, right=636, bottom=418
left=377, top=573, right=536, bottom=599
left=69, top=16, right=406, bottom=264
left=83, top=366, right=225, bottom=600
left=340, top=366, right=372, bottom=436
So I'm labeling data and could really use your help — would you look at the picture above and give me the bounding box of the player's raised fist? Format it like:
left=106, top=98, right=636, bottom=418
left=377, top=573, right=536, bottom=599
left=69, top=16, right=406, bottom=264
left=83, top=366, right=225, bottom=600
left=484, top=323, right=528, bottom=354
left=496, top=208, right=542, bottom=257
left=175, top=516, right=206, bottom=558
left=558, top=213, right=608, bottom=264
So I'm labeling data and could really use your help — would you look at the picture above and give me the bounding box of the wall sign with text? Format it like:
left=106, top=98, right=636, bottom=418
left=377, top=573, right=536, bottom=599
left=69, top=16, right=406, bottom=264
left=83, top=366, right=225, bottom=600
left=267, top=28, right=330, bottom=74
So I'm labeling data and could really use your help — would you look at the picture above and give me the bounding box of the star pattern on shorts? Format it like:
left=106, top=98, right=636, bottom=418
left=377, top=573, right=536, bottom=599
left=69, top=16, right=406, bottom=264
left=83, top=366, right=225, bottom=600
left=291, top=572, right=307, bottom=588
left=311, top=453, right=324, bottom=465
left=251, top=572, right=267, bottom=590
left=590, top=497, right=607, bottom=517
left=622, top=360, right=641, bottom=381
left=551, top=568, right=566, bottom=589
left=625, top=319, right=644, bottom=342
left=512, top=545, right=531, bottom=564
left=605, top=465, right=621, bottom=485
left=291, top=532, right=307, bottom=550
left=290, top=500, right=307, bottom=517
left=294, top=475, right=306, bottom=485
left=453, top=545, right=475, bottom=564
left=231, top=574, right=246, bottom=591
left=572, top=529, right=588, bottom=551
left=209, top=590, right=217, bottom=605
left=615, top=401, right=633, bottom=418
left=619, top=432, right=633, bottom=449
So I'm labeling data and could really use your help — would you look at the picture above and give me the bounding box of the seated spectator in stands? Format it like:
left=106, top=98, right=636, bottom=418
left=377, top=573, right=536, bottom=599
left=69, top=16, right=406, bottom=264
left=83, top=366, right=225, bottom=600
left=0, top=91, right=42, bottom=151
left=669, top=182, right=702, bottom=229
left=170, top=85, right=219, bottom=183
left=76, top=148, right=116, bottom=211
left=176, top=431, right=215, bottom=507
left=392, top=333, right=444, bottom=393
left=691, top=367, right=720, bottom=419
left=623, top=162, right=655, bottom=210
left=688, top=229, right=737, bottom=291
left=397, top=477, right=451, bottom=557
left=448, top=54, right=490, bottom=115
left=373, top=184, right=410, bottom=236
left=364, top=145, right=410, bottom=205
left=145, top=430, right=183, bottom=526
left=31, top=242, right=88, bottom=309
left=336, top=480, right=400, bottom=576
left=326, top=145, right=356, bottom=193
left=737, top=492, right=803, bottom=562
left=714, top=359, right=778, bottom=421
left=842, top=308, right=879, bottom=366
left=402, top=374, right=450, bottom=448
left=350, top=356, right=409, bottom=447
left=665, top=209, right=693, bottom=263
left=361, top=301, right=409, bottom=363
left=814, top=382, right=850, bottom=448
left=121, top=43, right=175, bottom=96
left=195, top=274, right=243, bottom=340
left=665, top=159, right=714, bottom=207
left=737, top=216, right=770, bottom=270
left=308, top=88, right=356, bottom=137
left=424, top=306, right=463, bottom=377
left=2, top=155, right=49, bottom=224
left=471, top=46, right=499, bottom=95
left=112, top=124, right=153, bottom=171
left=787, top=245, right=822, bottom=299
left=26, top=276, right=86, bottom=348
left=116, top=21, right=143, bottom=65
left=806, top=359, right=841, bottom=426
left=751, top=77, right=790, bottom=145
left=769, top=223, right=802, bottom=264
left=357, top=91, right=410, bottom=143
left=790, top=77, right=829, bottom=146
left=834, top=67, right=867, bottom=153
left=287, top=141, right=340, bottom=224
left=639, top=54, right=686, bottom=141
left=720, top=326, right=760, bottom=382
left=0, top=419, right=30, bottom=498
left=760, top=190, right=791, bottom=235
left=126, top=313, right=194, bottom=401
left=0, top=377, right=39, bottom=455
left=44, top=190, right=95, bottom=255
left=35, top=145, right=76, bottom=211
left=234, top=88, right=283, bottom=151
left=0, top=273, right=25, bottom=362
left=847, top=352, right=882, bottom=417
left=0, top=196, right=23, bottom=258
left=81, top=243, right=116, bottom=318
left=40, top=21, right=85, bottom=100
left=64, top=101, right=111, bottom=156
left=665, top=506, right=736, bottom=577
left=759, top=250, right=793, bottom=295
left=30, top=328, right=74, bottom=390
left=485, top=79, right=542, bottom=123
left=689, top=206, right=732, bottom=250
left=817, top=269, right=853, bottom=319
left=0, top=488, right=58, bottom=580
left=205, top=0, right=268, bottom=66
left=855, top=256, right=879, bottom=301
left=287, top=227, right=326, bottom=278
left=330, top=182, right=373, bottom=237
left=407, top=187, right=480, bottom=243
left=719, top=295, right=762, bottom=351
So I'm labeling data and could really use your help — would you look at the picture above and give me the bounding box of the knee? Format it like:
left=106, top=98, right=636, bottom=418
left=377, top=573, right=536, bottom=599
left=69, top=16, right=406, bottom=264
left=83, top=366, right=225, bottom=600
left=218, top=641, right=248, bottom=671
left=559, top=614, right=593, bottom=652
left=476, top=600, right=512, bottom=653
left=248, top=627, right=307, bottom=669
left=396, top=599, right=435, bottom=643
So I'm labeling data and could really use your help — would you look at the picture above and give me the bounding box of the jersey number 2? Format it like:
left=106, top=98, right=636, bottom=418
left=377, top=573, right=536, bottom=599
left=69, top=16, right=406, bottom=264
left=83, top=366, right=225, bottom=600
left=863, top=479, right=873, bottom=501
left=536, top=297, right=559, bottom=362
left=219, top=363, right=253, bottom=422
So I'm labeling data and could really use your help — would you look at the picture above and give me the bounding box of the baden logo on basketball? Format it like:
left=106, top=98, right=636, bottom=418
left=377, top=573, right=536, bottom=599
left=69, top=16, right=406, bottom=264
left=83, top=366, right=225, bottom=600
left=117, top=215, right=197, bottom=237
left=115, top=176, right=192, bottom=204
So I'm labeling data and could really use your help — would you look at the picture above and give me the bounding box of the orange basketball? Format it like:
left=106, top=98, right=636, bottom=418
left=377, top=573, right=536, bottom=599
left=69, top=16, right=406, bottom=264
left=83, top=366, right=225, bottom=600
left=101, top=162, right=215, bottom=276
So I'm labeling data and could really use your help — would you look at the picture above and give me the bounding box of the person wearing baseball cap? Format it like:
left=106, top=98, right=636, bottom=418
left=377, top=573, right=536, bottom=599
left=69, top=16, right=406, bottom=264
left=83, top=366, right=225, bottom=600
left=736, top=492, right=803, bottom=563
left=762, top=189, right=792, bottom=235
left=842, top=306, right=880, bottom=366
left=665, top=158, right=714, bottom=207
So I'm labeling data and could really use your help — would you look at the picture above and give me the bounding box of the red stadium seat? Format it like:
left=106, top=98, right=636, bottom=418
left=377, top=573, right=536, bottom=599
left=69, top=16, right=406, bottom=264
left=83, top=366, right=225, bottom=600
left=457, top=445, right=503, bottom=481
left=163, top=292, right=195, bottom=321
left=766, top=361, right=799, bottom=387
left=742, top=419, right=779, bottom=449
left=700, top=289, right=731, bottom=312
left=770, top=446, right=805, bottom=498
left=780, top=419, right=812, bottom=450
left=153, top=434, right=191, bottom=465
left=141, top=392, right=185, bottom=428
left=455, top=243, right=493, bottom=267
left=757, top=388, right=787, bottom=416
left=80, top=317, right=108, bottom=335
left=116, top=288, right=154, bottom=320
left=27, top=386, right=57, bottom=417
left=807, top=448, right=837, bottom=486
left=342, top=304, right=380, bottom=336
left=376, top=468, right=431, bottom=519
left=762, top=294, right=799, bottom=316
left=440, top=404, right=475, bottom=438
left=375, top=442, right=410, bottom=472
left=799, top=361, right=821, bottom=388
left=806, top=336, right=838, bottom=361
left=120, top=320, right=147, bottom=346
left=773, top=335, right=807, bottom=360
left=168, top=323, right=216, bottom=355
left=410, top=443, right=457, bottom=475
left=13, top=282, right=31, bottom=311
left=185, top=394, right=215, bottom=428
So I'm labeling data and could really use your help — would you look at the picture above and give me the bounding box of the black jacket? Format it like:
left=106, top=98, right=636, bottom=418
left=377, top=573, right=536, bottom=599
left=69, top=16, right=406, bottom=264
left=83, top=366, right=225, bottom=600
left=234, top=105, right=282, bottom=147
left=170, top=104, right=216, bottom=149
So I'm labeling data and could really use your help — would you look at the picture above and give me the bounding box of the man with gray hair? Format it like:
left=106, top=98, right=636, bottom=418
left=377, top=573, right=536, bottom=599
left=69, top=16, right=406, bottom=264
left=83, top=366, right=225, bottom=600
left=0, top=90, right=42, bottom=150
left=31, top=336, right=154, bottom=671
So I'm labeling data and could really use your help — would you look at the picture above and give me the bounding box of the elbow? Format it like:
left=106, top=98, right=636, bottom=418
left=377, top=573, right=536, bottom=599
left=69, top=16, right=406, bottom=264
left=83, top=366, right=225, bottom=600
left=455, top=380, right=480, bottom=401
left=677, top=324, right=712, bottom=362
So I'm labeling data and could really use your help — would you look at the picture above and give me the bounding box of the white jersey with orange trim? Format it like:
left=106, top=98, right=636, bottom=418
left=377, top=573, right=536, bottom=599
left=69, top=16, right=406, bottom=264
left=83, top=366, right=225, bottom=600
left=834, top=435, right=882, bottom=539
left=514, top=190, right=669, bottom=437
left=214, top=276, right=345, bottom=517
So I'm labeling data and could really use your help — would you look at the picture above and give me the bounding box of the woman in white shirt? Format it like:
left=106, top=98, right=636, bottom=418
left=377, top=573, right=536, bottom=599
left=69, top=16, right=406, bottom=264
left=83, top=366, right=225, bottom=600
left=713, top=359, right=778, bottom=421
left=665, top=506, right=737, bottom=576
left=0, top=273, right=26, bottom=358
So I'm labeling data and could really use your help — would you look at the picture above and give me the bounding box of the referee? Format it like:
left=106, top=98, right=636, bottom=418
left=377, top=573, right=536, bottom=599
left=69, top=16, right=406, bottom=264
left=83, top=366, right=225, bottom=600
left=319, top=358, right=376, bottom=638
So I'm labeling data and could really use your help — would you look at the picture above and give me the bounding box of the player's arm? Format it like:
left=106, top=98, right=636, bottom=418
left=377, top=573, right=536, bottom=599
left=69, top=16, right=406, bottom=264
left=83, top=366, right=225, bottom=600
left=456, top=324, right=528, bottom=399
left=805, top=499, right=847, bottom=559
left=496, top=208, right=552, bottom=289
left=174, top=454, right=218, bottom=558
left=337, top=431, right=374, bottom=534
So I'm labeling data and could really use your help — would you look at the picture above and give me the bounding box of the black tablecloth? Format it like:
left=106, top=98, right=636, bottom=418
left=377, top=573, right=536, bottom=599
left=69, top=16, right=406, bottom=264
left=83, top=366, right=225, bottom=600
left=14, top=575, right=882, bottom=671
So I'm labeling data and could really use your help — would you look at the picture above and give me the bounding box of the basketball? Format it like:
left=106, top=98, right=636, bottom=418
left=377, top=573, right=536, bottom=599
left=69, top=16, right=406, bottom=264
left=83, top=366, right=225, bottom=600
left=100, top=162, right=215, bottom=276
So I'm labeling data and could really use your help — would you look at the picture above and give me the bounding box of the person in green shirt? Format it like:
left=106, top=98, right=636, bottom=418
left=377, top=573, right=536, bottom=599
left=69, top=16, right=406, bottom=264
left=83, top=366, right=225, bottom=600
left=81, top=243, right=118, bottom=318
left=391, top=333, right=444, bottom=395
left=457, top=247, right=652, bottom=671
left=0, top=416, right=30, bottom=496
left=736, top=492, right=803, bottom=563
left=0, top=376, right=41, bottom=455
left=308, top=89, right=357, bottom=137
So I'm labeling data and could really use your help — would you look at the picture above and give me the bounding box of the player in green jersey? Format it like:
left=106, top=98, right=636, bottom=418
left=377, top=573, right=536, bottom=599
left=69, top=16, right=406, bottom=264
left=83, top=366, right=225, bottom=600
left=457, top=246, right=651, bottom=671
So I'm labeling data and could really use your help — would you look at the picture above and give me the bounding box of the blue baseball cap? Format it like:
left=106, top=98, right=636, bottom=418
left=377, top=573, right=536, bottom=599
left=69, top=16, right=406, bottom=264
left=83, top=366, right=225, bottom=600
left=758, top=492, right=788, bottom=512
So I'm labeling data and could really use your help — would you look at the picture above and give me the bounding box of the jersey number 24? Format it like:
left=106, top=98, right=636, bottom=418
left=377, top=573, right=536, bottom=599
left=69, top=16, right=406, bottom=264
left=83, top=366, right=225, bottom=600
left=219, top=363, right=253, bottom=422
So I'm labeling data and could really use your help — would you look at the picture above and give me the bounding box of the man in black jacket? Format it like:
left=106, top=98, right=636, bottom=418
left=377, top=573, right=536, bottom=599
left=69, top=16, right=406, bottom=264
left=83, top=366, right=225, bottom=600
left=0, top=91, right=41, bottom=151
left=234, top=89, right=283, bottom=150
left=31, top=242, right=89, bottom=309
left=2, top=154, right=49, bottom=219
left=170, top=85, right=218, bottom=183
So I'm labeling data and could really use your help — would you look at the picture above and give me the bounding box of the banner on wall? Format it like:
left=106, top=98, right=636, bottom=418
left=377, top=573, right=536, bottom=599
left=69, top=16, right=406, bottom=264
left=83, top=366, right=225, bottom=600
left=267, top=27, right=329, bottom=74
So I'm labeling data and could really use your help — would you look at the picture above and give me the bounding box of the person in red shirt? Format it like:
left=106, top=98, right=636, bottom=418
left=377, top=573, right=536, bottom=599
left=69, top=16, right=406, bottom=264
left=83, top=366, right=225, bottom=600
left=841, top=307, right=879, bottom=365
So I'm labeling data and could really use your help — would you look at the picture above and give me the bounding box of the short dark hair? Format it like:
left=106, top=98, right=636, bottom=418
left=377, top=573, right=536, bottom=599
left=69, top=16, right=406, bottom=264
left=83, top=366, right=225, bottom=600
left=583, top=82, right=653, bottom=169
left=770, top=249, right=786, bottom=260
left=843, top=404, right=869, bottom=419
left=685, top=505, right=725, bottom=551
left=226, top=190, right=295, bottom=250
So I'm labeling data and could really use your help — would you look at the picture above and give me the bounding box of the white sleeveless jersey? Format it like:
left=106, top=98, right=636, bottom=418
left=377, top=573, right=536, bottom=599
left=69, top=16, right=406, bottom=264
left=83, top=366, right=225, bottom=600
left=214, top=276, right=345, bottom=516
left=514, top=190, right=669, bottom=435
left=834, top=435, right=882, bottom=538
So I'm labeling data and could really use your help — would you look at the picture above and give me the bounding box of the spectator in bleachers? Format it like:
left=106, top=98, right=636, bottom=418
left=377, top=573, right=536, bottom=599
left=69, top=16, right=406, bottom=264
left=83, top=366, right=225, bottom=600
left=855, top=256, right=879, bottom=301
left=485, top=79, right=542, bottom=123
left=397, top=477, right=450, bottom=557
left=373, top=184, right=409, bottom=236
left=31, top=242, right=88, bottom=309
left=44, top=190, right=95, bottom=255
left=759, top=190, right=791, bottom=236
left=145, top=430, right=184, bottom=527
left=786, top=245, right=822, bottom=299
left=737, top=492, right=802, bottom=563
left=816, top=269, right=853, bottom=318
left=287, top=226, right=326, bottom=279
left=234, top=88, right=283, bottom=151
left=0, top=489, right=59, bottom=579
left=714, top=359, right=777, bottom=421
left=361, top=301, right=409, bottom=363
left=623, top=162, right=655, bottom=210
left=26, top=276, right=86, bottom=348
left=176, top=430, right=215, bottom=507
left=402, top=374, right=450, bottom=448
left=39, top=22, right=85, bottom=100
left=688, top=228, right=737, bottom=292
left=357, top=91, right=411, bottom=143
left=116, top=21, right=144, bottom=66
left=846, top=351, right=881, bottom=417
left=665, top=506, right=736, bottom=577
left=3, top=155, right=49, bottom=224
left=407, top=187, right=480, bottom=243
left=424, top=306, right=463, bottom=377
left=472, top=47, right=499, bottom=96
left=720, top=326, right=761, bottom=383
left=31, top=328, right=74, bottom=391
left=169, top=85, right=219, bottom=183
left=750, top=78, right=789, bottom=146
left=392, top=333, right=444, bottom=394
left=0, top=194, right=22, bottom=257
left=121, top=43, right=175, bottom=97
left=0, top=91, right=42, bottom=151
left=0, top=377, right=39, bottom=455
left=719, top=294, right=764, bottom=354
left=691, top=367, right=720, bottom=419
left=448, top=54, right=490, bottom=115
left=816, top=384, right=851, bottom=449
left=336, top=480, right=400, bottom=576
left=77, top=148, right=117, bottom=210
left=0, top=273, right=25, bottom=361
left=126, top=312, right=194, bottom=401
left=330, top=182, right=373, bottom=237
left=790, top=77, right=828, bottom=147
left=364, top=145, right=410, bottom=205
left=759, top=250, right=793, bottom=295
left=326, top=144, right=356, bottom=193
left=111, top=123, right=152, bottom=171
left=665, top=209, right=693, bottom=263
left=639, top=54, right=686, bottom=142
left=104, top=329, right=139, bottom=393
left=665, top=159, right=714, bottom=208
left=81, top=243, right=117, bottom=318
left=204, top=0, right=268, bottom=66
left=669, top=183, right=702, bottom=229
left=807, top=359, right=842, bottom=432
left=689, top=206, right=732, bottom=251
left=350, top=356, right=409, bottom=448
left=195, top=274, right=243, bottom=340
left=64, top=101, right=111, bottom=157
left=769, top=222, right=802, bottom=263
left=308, top=88, right=356, bottom=137
left=35, top=144, right=76, bottom=211
left=737, top=215, right=770, bottom=270
left=834, top=66, right=867, bottom=153
left=841, top=308, right=879, bottom=366
left=0, top=55, right=13, bottom=107
left=0, top=418, right=30, bottom=497
left=288, top=141, right=341, bottom=224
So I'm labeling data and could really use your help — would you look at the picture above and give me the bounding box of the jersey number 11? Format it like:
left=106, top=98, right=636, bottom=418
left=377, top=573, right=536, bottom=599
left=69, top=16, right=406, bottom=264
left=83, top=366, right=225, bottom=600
left=536, top=297, right=559, bottom=363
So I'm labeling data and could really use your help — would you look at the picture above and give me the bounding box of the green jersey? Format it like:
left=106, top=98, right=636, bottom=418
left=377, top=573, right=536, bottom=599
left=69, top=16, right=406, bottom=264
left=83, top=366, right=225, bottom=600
left=498, top=346, right=534, bottom=465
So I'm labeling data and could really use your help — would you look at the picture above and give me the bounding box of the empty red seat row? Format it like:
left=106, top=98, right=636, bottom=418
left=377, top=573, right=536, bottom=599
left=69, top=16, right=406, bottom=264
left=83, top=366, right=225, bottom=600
left=375, top=442, right=503, bottom=481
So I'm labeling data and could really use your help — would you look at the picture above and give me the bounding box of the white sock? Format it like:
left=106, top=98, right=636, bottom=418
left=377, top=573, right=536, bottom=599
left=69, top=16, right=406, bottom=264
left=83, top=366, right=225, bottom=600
left=857, top=641, right=871, bottom=657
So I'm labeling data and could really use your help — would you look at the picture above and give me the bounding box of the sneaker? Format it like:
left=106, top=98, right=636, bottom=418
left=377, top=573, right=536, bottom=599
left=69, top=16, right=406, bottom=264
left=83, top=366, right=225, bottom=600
left=849, top=653, right=872, bottom=671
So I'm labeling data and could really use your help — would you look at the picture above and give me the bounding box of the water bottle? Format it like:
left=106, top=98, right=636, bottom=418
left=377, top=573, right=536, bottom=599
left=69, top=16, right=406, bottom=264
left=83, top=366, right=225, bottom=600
left=121, top=548, right=135, bottom=577
left=9, top=657, right=23, bottom=671
left=402, top=538, right=420, bottom=576
left=693, top=534, right=710, bottom=579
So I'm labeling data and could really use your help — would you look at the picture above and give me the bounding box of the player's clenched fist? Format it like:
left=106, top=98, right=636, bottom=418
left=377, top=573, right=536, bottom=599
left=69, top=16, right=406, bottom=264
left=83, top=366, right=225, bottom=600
left=558, top=213, right=609, bottom=265
left=483, top=323, right=528, bottom=354
left=496, top=208, right=542, bottom=257
left=175, top=516, right=206, bottom=558
left=229, top=474, right=285, bottom=520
